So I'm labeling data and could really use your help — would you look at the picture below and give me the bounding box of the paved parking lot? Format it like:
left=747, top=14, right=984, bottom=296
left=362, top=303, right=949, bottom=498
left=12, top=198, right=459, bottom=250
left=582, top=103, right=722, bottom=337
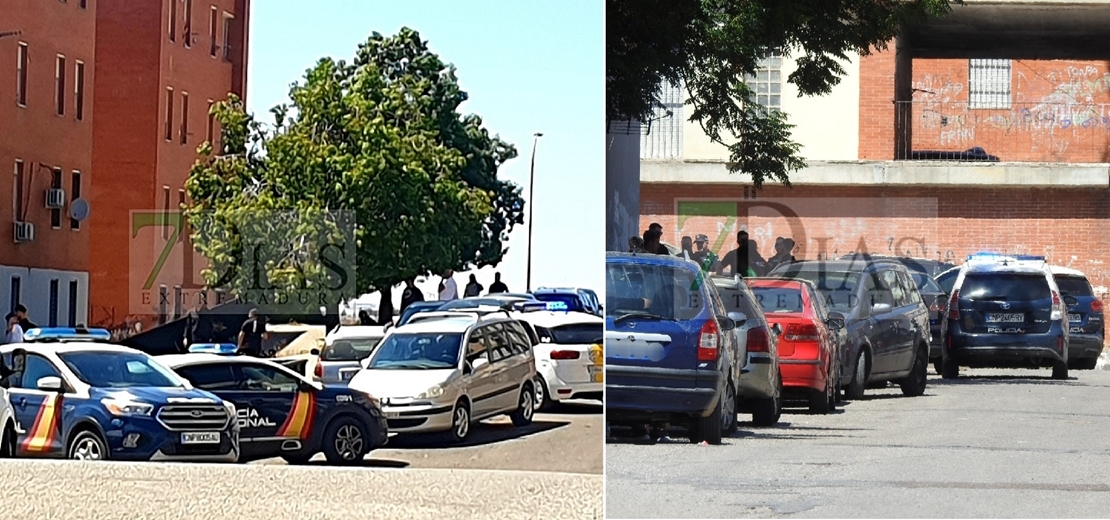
left=606, top=362, right=1110, bottom=518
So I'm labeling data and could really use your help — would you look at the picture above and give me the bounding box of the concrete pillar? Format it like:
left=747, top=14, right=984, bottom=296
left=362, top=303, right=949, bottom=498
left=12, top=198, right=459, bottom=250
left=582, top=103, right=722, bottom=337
left=893, top=31, right=913, bottom=160
left=606, top=122, right=642, bottom=252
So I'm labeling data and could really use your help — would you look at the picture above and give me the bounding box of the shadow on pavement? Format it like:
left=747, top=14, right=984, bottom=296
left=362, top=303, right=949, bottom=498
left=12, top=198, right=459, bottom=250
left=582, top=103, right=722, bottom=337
left=928, top=374, right=1090, bottom=387
left=383, top=419, right=569, bottom=450
left=302, top=458, right=412, bottom=469
left=544, top=401, right=603, bottom=415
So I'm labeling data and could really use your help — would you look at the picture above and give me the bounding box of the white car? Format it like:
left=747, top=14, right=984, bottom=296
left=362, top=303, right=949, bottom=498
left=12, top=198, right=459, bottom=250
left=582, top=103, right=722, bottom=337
left=515, top=309, right=604, bottom=410
left=0, top=365, right=15, bottom=457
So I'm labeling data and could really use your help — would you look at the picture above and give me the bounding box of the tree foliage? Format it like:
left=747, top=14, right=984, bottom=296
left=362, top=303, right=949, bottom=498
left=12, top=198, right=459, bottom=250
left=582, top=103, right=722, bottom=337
left=186, top=28, right=524, bottom=312
left=607, top=0, right=957, bottom=187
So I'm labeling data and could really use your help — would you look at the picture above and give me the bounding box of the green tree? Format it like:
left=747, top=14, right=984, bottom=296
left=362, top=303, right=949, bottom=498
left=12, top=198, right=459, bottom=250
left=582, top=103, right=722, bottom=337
left=607, top=0, right=957, bottom=187
left=186, top=28, right=524, bottom=313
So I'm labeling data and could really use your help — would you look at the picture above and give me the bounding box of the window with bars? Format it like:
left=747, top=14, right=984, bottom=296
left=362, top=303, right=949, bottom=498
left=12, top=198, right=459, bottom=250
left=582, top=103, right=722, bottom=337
left=165, top=87, right=174, bottom=140
left=744, top=51, right=783, bottom=112
left=640, top=81, right=684, bottom=159
left=75, top=61, right=85, bottom=120
left=55, top=55, right=67, bottom=116
left=969, top=59, right=1011, bottom=110
left=71, top=171, right=81, bottom=230
left=17, top=43, right=28, bottom=107
left=51, top=168, right=62, bottom=228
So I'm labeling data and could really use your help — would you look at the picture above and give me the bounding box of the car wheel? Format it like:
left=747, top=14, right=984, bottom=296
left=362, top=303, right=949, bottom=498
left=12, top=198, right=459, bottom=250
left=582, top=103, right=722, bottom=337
left=690, top=396, right=723, bottom=445
left=828, top=361, right=839, bottom=411
left=751, top=391, right=779, bottom=427
left=0, top=422, right=15, bottom=458
left=809, top=387, right=831, bottom=414
left=941, top=358, right=960, bottom=379
left=68, top=430, right=108, bottom=461
left=533, top=375, right=552, bottom=412
left=847, top=349, right=868, bottom=400
left=721, top=380, right=738, bottom=437
left=510, top=384, right=536, bottom=427
left=899, top=346, right=928, bottom=397
left=933, top=360, right=943, bottom=375
left=448, top=400, right=472, bottom=443
left=1051, top=359, right=1069, bottom=380
left=322, top=416, right=369, bottom=465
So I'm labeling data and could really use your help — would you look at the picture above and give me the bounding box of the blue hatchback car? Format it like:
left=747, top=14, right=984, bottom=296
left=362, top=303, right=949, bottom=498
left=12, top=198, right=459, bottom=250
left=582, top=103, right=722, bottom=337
left=1050, top=266, right=1105, bottom=370
left=604, top=252, right=746, bottom=445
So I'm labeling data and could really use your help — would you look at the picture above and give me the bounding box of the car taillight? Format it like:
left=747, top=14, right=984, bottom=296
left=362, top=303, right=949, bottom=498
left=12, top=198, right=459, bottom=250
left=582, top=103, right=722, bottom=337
left=1091, top=300, right=1103, bottom=313
left=747, top=327, right=770, bottom=353
left=1051, top=291, right=1063, bottom=321
left=314, top=360, right=323, bottom=378
left=948, top=290, right=960, bottom=320
left=550, top=350, right=581, bottom=360
left=698, top=319, right=720, bottom=361
left=784, top=323, right=820, bottom=341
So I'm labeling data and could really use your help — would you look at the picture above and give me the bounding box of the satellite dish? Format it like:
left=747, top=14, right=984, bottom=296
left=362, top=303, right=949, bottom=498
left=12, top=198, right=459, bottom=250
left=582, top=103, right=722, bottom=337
left=70, top=198, right=90, bottom=222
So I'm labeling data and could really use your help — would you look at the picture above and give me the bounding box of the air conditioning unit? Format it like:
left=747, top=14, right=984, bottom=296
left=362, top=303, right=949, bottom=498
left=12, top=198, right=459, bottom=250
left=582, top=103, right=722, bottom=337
left=46, top=188, right=66, bottom=209
left=14, top=221, right=34, bottom=243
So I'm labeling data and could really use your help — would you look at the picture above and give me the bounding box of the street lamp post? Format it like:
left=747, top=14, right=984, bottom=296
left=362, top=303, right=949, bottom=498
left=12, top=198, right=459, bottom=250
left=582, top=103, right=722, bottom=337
left=525, top=132, right=543, bottom=293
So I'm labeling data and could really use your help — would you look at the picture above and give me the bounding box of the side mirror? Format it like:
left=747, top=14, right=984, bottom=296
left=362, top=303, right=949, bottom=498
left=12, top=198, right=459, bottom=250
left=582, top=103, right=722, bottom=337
left=727, top=312, right=747, bottom=328
left=826, top=317, right=846, bottom=330
left=771, top=323, right=783, bottom=336
left=717, top=316, right=736, bottom=331
left=872, top=303, right=893, bottom=315
left=36, top=376, right=64, bottom=392
left=463, top=361, right=473, bottom=375
left=471, top=357, right=489, bottom=371
left=310, top=348, right=321, bottom=356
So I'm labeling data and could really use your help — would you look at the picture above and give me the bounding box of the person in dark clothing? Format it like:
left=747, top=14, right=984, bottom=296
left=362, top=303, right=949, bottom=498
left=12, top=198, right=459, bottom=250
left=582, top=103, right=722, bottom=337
left=768, top=237, right=797, bottom=271
left=400, top=278, right=424, bottom=314
left=237, top=309, right=267, bottom=356
left=678, top=236, right=695, bottom=260
left=464, top=274, right=484, bottom=297
left=4, top=304, right=36, bottom=332
left=358, top=310, right=374, bottom=325
left=691, top=234, right=710, bottom=264
left=642, top=229, right=668, bottom=255
left=628, top=236, right=645, bottom=253
left=715, top=230, right=767, bottom=277
left=488, top=272, right=509, bottom=294
left=378, top=285, right=395, bottom=326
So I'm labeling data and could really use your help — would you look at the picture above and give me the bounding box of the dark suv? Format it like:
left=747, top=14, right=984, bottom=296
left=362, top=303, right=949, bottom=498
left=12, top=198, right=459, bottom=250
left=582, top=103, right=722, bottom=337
left=1050, top=266, right=1104, bottom=370
left=943, top=255, right=1070, bottom=379
left=769, top=259, right=931, bottom=400
left=605, top=252, right=746, bottom=444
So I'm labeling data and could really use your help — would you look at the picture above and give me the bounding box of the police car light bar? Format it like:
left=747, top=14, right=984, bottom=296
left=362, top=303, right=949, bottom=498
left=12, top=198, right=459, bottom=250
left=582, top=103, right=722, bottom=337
left=517, top=301, right=570, bottom=312
left=22, top=327, right=112, bottom=343
left=966, top=252, right=1046, bottom=262
left=187, top=343, right=239, bottom=355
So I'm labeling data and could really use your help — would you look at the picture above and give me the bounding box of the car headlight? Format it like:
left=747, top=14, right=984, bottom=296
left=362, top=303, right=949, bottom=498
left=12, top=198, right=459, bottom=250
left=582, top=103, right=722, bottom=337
left=222, top=400, right=237, bottom=416
left=102, top=398, right=154, bottom=417
left=417, top=385, right=445, bottom=399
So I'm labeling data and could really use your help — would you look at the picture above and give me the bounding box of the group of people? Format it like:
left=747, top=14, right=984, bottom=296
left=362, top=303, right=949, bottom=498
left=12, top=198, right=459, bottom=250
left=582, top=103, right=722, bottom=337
left=629, top=223, right=798, bottom=278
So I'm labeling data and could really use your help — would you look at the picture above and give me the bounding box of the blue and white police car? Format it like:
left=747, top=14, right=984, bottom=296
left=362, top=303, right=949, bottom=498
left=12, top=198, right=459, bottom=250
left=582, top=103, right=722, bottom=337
left=0, top=328, right=240, bottom=461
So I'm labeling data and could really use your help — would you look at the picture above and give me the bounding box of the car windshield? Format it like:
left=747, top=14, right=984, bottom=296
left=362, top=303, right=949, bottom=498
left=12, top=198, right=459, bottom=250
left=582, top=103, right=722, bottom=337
left=961, top=273, right=1051, bottom=301
left=606, top=262, right=704, bottom=321
left=750, top=286, right=805, bottom=313
left=367, top=333, right=462, bottom=370
left=780, top=271, right=862, bottom=312
left=322, top=337, right=381, bottom=362
left=911, top=273, right=943, bottom=293
left=59, top=351, right=184, bottom=388
left=535, top=323, right=603, bottom=344
left=1055, top=275, right=1093, bottom=297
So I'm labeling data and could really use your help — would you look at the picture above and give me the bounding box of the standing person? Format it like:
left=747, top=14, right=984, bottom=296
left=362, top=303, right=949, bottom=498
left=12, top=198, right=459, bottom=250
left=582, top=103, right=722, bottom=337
left=5, top=305, right=36, bottom=332
left=237, top=309, right=267, bottom=357
left=768, top=237, right=797, bottom=271
left=648, top=223, right=675, bottom=254
left=488, top=272, right=509, bottom=294
left=439, top=269, right=459, bottom=301
left=464, top=274, right=484, bottom=297
left=400, top=278, right=425, bottom=314
left=691, top=234, right=710, bottom=264
left=5, top=315, right=24, bottom=344
left=628, top=236, right=645, bottom=253
left=642, top=229, right=667, bottom=256
left=716, top=230, right=767, bottom=278
left=678, top=236, right=695, bottom=260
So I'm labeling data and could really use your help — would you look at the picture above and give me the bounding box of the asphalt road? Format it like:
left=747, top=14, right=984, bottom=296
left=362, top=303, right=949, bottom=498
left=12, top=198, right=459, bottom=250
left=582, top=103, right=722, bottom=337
left=606, top=360, right=1110, bottom=518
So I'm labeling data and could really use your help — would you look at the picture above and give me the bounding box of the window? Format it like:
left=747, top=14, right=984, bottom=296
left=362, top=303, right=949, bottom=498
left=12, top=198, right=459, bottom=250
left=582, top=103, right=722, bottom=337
left=49, top=280, right=59, bottom=327
left=165, top=87, right=174, bottom=140
left=55, top=55, right=66, bottom=116
left=969, top=59, right=1011, bottom=110
left=17, top=43, right=28, bottom=106
left=17, top=355, right=63, bottom=391
left=162, top=186, right=171, bottom=239
left=237, top=364, right=299, bottom=392
left=79, top=0, right=87, bottom=9
left=640, top=81, right=684, bottom=160
left=209, top=7, right=219, bottom=57
left=465, top=328, right=489, bottom=364
left=504, top=321, right=534, bottom=353
left=74, top=61, right=85, bottom=121
left=169, top=0, right=177, bottom=42
left=222, top=13, right=234, bottom=60
left=9, top=277, right=20, bottom=315
left=51, top=168, right=62, bottom=228
left=743, top=50, right=783, bottom=112
left=68, top=280, right=78, bottom=327
left=486, top=324, right=514, bottom=363
left=176, top=364, right=238, bottom=391
left=70, top=171, right=81, bottom=229
left=183, top=0, right=193, bottom=48
left=13, top=160, right=24, bottom=222
left=180, top=91, right=189, bottom=144
left=206, top=99, right=215, bottom=144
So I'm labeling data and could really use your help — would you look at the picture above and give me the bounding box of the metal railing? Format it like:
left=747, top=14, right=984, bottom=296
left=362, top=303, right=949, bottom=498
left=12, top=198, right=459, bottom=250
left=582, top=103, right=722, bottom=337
left=893, top=101, right=1110, bottom=163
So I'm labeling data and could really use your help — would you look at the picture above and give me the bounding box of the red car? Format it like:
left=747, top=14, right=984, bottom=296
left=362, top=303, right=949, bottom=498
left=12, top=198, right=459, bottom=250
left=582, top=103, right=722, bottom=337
left=747, top=278, right=845, bottom=414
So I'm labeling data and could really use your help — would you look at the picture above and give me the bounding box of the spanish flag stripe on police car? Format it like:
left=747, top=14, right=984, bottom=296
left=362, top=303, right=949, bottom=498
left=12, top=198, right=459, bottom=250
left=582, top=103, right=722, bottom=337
left=23, top=395, right=63, bottom=453
left=277, top=392, right=317, bottom=440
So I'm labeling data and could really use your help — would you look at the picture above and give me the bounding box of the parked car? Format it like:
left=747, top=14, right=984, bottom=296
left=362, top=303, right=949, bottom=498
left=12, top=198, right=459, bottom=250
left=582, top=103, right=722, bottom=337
left=395, top=301, right=447, bottom=328
left=514, top=308, right=604, bottom=410
left=1050, top=266, right=1104, bottom=370
left=769, top=260, right=931, bottom=399
left=160, top=354, right=389, bottom=464
left=747, top=278, right=844, bottom=414
left=943, top=254, right=1070, bottom=379
left=318, top=325, right=387, bottom=383
left=710, top=275, right=782, bottom=426
left=840, top=254, right=957, bottom=278
left=1, top=328, right=240, bottom=462
left=533, top=287, right=603, bottom=316
left=604, top=253, right=745, bottom=444
left=348, top=313, right=538, bottom=442
left=936, top=266, right=961, bottom=295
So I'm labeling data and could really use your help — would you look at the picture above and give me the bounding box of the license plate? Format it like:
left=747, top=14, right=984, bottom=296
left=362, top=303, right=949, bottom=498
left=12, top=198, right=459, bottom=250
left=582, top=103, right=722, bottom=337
left=1068, top=314, right=1081, bottom=323
left=340, top=370, right=356, bottom=381
left=180, top=432, right=220, bottom=444
left=384, top=411, right=400, bottom=418
left=588, top=365, right=603, bottom=383
left=986, top=313, right=1024, bottom=323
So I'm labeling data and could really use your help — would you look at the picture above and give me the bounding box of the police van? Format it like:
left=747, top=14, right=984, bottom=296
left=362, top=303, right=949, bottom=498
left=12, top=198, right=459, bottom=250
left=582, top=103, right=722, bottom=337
left=0, top=328, right=240, bottom=461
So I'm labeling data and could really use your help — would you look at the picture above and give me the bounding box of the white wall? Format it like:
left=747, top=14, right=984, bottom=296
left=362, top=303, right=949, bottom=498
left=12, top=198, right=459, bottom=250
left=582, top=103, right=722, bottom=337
left=0, top=266, right=89, bottom=327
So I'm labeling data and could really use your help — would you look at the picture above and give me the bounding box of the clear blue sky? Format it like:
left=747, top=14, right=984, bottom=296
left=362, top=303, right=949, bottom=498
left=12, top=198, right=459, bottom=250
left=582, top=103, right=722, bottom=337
left=246, top=1, right=604, bottom=296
